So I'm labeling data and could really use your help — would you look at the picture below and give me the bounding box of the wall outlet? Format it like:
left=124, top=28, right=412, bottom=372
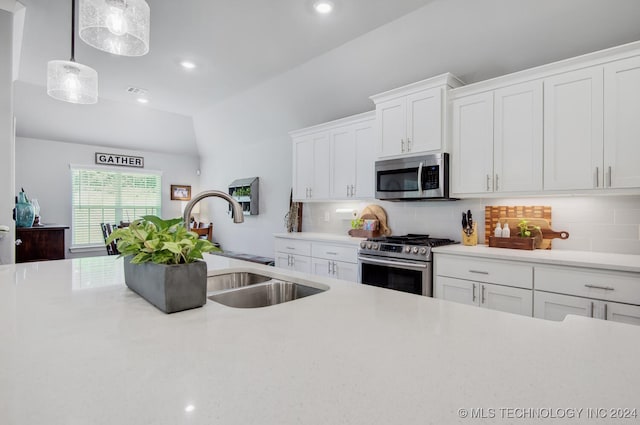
left=324, top=211, right=330, bottom=222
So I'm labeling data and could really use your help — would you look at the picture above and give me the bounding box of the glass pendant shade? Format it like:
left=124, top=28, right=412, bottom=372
left=79, top=0, right=150, bottom=56
left=47, top=60, right=98, bottom=104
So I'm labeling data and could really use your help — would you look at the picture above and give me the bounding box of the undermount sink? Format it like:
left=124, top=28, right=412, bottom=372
left=207, top=272, right=272, bottom=292
left=208, top=279, right=328, bottom=308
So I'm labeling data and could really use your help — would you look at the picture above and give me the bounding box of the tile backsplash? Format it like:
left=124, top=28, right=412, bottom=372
left=302, top=195, right=640, bottom=255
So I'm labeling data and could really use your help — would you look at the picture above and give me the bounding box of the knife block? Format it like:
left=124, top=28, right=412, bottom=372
left=461, top=222, right=477, bottom=246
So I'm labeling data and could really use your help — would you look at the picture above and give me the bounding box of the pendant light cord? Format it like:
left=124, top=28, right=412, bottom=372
left=70, top=0, right=76, bottom=62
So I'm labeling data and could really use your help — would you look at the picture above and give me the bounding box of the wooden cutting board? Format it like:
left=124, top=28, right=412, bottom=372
left=485, top=206, right=552, bottom=248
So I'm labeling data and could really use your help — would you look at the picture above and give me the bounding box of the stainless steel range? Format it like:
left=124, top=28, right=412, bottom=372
left=358, top=234, right=457, bottom=296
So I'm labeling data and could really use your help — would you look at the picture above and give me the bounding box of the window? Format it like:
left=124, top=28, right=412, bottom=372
left=71, top=166, right=162, bottom=247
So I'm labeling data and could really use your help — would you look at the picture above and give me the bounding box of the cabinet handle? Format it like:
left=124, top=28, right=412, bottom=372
left=332, top=261, right=337, bottom=275
left=604, top=303, right=608, bottom=320
left=472, top=283, right=477, bottom=302
left=328, top=261, right=331, bottom=274
left=287, top=254, right=291, bottom=266
left=469, top=270, right=489, bottom=275
left=590, top=301, right=594, bottom=318
left=495, top=174, right=499, bottom=191
left=584, top=284, right=614, bottom=291
left=15, top=239, right=22, bottom=246
left=401, top=139, right=405, bottom=153
left=607, top=166, right=612, bottom=188
left=291, top=255, right=295, bottom=266
left=309, top=188, right=312, bottom=198
left=326, top=251, right=338, bottom=255
left=595, top=167, right=600, bottom=188
left=346, top=185, right=350, bottom=196
left=407, top=138, right=411, bottom=152
left=481, top=285, right=486, bottom=304
left=486, top=174, right=491, bottom=191
left=350, top=185, right=355, bottom=197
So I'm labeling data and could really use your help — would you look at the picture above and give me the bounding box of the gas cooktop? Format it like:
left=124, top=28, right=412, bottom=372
left=359, top=234, right=457, bottom=261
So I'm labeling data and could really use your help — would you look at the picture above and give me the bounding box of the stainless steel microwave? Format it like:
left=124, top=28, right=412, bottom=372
left=375, top=153, right=450, bottom=201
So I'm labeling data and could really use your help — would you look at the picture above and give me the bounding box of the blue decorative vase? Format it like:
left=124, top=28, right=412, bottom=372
left=15, top=192, right=35, bottom=228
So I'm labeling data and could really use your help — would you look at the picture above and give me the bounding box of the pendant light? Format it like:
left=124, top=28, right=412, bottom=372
left=47, top=0, right=98, bottom=104
left=79, top=0, right=150, bottom=57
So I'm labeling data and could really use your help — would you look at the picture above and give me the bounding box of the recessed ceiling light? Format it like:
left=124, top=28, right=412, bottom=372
left=180, top=61, right=197, bottom=70
left=136, top=98, right=149, bottom=104
left=313, top=1, right=334, bottom=14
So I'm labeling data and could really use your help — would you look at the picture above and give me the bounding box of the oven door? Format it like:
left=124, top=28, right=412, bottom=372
left=358, top=254, right=432, bottom=296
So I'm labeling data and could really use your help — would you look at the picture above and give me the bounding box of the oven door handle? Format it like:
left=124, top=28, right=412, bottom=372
left=417, top=161, right=424, bottom=193
left=358, top=256, right=428, bottom=269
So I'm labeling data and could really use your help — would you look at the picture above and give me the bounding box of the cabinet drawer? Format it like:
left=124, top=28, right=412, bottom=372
left=435, top=255, right=533, bottom=289
left=312, top=243, right=358, bottom=263
left=535, top=266, right=640, bottom=305
left=274, top=238, right=312, bottom=256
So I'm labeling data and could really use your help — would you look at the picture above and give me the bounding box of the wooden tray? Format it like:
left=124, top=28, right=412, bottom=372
left=348, top=229, right=380, bottom=238
left=489, top=236, right=536, bottom=250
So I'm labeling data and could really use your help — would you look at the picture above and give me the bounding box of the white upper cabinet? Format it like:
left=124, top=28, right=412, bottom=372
left=543, top=67, right=604, bottom=191
left=291, top=111, right=375, bottom=202
left=451, top=92, right=494, bottom=194
left=494, top=81, right=543, bottom=192
left=604, top=55, right=640, bottom=189
left=452, top=81, right=543, bottom=196
left=292, top=132, right=330, bottom=200
left=371, top=73, right=463, bottom=158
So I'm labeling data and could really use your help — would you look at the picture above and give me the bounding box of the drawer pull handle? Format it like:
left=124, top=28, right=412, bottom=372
left=604, top=303, right=608, bottom=320
left=590, top=301, right=594, bottom=318
left=584, top=284, right=614, bottom=291
left=481, top=285, right=486, bottom=304
left=469, top=270, right=489, bottom=275
left=326, top=252, right=338, bottom=255
left=285, top=246, right=295, bottom=250
left=472, top=283, right=477, bottom=302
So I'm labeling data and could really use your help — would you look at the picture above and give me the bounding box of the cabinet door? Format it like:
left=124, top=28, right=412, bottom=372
left=451, top=92, right=494, bottom=194
left=604, top=301, right=640, bottom=326
left=480, top=283, right=532, bottom=317
left=543, top=67, right=604, bottom=190
left=293, top=137, right=314, bottom=200
left=406, top=88, right=442, bottom=153
left=291, top=254, right=312, bottom=274
left=434, top=276, right=478, bottom=306
left=353, top=121, right=375, bottom=198
left=534, top=291, right=595, bottom=322
left=331, top=126, right=356, bottom=199
left=333, top=260, right=359, bottom=283
left=275, top=253, right=293, bottom=270
left=604, top=56, right=640, bottom=188
left=312, top=133, right=330, bottom=199
left=376, top=98, right=405, bottom=157
left=494, top=81, right=543, bottom=192
left=312, top=258, right=333, bottom=278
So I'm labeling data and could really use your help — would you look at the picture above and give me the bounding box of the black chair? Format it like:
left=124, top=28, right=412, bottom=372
left=101, top=223, right=119, bottom=255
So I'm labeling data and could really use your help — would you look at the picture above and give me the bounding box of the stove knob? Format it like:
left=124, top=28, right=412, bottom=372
left=404, top=246, right=411, bottom=253
left=412, top=247, right=419, bottom=254
left=360, top=242, right=366, bottom=249
left=372, top=243, right=378, bottom=250
left=419, top=247, right=427, bottom=255
left=366, top=243, right=372, bottom=249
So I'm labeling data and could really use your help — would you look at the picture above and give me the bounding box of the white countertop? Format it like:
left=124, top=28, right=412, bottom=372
left=1, top=255, right=640, bottom=424
left=274, top=232, right=364, bottom=245
left=433, top=244, right=640, bottom=273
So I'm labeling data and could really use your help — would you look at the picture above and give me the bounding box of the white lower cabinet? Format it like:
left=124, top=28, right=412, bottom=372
left=435, top=276, right=533, bottom=316
left=274, top=236, right=359, bottom=282
left=534, top=291, right=640, bottom=326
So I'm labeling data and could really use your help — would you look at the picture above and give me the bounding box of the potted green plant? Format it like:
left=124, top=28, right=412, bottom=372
left=106, top=215, right=219, bottom=313
left=517, top=219, right=543, bottom=248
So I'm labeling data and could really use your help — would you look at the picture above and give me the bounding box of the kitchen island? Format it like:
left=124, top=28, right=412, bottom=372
left=1, top=255, right=639, bottom=424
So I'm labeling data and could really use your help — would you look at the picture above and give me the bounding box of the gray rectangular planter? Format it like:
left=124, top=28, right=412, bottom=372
left=123, top=257, right=207, bottom=314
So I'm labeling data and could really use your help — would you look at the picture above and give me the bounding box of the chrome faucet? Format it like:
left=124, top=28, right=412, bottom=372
left=183, top=190, right=245, bottom=226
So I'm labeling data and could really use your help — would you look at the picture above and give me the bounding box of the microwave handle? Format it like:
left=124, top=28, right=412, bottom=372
left=417, top=162, right=424, bottom=193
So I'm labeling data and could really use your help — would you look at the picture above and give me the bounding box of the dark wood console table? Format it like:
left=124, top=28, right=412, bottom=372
left=16, top=225, right=69, bottom=263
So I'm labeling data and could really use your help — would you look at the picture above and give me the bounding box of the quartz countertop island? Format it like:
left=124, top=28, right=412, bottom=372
left=1, top=255, right=639, bottom=425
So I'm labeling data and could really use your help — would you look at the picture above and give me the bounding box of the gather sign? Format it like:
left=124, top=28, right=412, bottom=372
left=95, top=152, right=144, bottom=168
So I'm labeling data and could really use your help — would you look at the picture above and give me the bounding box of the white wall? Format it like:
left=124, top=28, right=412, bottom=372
left=0, top=9, right=15, bottom=265
left=15, top=137, right=201, bottom=258
left=303, top=196, right=640, bottom=255
left=193, top=0, right=640, bottom=258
